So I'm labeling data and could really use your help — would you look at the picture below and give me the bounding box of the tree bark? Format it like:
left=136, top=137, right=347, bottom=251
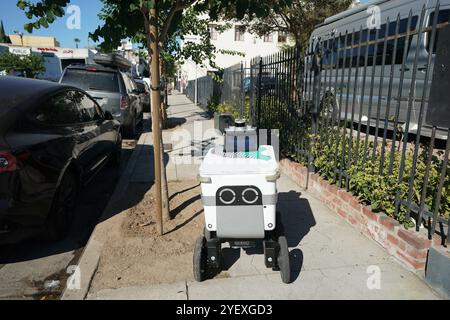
left=160, top=125, right=170, bottom=221
left=160, top=59, right=168, bottom=125
left=158, top=60, right=170, bottom=221
left=148, top=7, right=164, bottom=236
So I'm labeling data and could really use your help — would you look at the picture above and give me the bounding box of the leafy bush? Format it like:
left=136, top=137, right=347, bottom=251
left=209, top=97, right=251, bottom=121
left=261, top=100, right=450, bottom=226
left=0, top=51, right=45, bottom=78
left=309, top=127, right=450, bottom=225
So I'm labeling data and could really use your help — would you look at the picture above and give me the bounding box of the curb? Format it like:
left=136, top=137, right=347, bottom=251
left=61, top=133, right=150, bottom=300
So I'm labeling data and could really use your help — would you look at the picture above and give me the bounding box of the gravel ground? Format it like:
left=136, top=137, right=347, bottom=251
left=89, top=180, right=204, bottom=292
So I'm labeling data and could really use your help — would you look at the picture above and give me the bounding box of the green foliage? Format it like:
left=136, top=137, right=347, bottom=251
left=245, top=0, right=353, bottom=46
left=209, top=96, right=251, bottom=120
left=260, top=95, right=450, bottom=226
left=311, top=126, right=450, bottom=225
left=0, top=51, right=45, bottom=78
left=17, top=0, right=287, bottom=76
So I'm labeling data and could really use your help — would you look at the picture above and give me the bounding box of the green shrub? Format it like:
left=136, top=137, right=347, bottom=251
left=261, top=102, right=450, bottom=226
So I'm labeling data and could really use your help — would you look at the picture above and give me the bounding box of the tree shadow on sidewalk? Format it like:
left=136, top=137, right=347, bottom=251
left=221, top=190, right=316, bottom=283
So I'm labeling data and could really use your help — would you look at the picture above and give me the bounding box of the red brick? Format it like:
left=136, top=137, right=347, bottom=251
left=387, top=234, right=399, bottom=246
left=432, top=235, right=444, bottom=246
left=327, top=184, right=339, bottom=195
left=379, top=215, right=400, bottom=231
left=337, top=208, right=347, bottom=218
left=405, top=247, right=429, bottom=260
left=338, top=190, right=352, bottom=202
left=397, top=229, right=432, bottom=250
left=332, top=198, right=342, bottom=207
left=396, top=250, right=426, bottom=270
left=349, top=197, right=362, bottom=211
left=348, top=216, right=357, bottom=225
left=362, top=207, right=379, bottom=222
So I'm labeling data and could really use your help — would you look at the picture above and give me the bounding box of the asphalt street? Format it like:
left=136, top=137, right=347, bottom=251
left=0, top=116, right=150, bottom=300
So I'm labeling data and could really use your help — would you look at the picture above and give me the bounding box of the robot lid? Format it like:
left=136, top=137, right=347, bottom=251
left=199, top=145, right=279, bottom=176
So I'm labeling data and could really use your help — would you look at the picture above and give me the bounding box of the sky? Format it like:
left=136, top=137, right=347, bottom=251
left=0, top=0, right=104, bottom=48
left=0, top=0, right=371, bottom=49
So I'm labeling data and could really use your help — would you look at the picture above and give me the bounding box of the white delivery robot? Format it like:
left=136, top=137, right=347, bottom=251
left=194, top=126, right=291, bottom=284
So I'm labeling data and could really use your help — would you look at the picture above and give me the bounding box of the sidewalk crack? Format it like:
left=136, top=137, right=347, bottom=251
left=185, top=281, right=189, bottom=300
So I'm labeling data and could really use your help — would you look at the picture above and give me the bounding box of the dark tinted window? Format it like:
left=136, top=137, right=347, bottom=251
left=80, top=94, right=103, bottom=121
left=136, top=82, right=146, bottom=92
left=35, top=90, right=94, bottom=125
left=61, top=69, right=120, bottom=92
left=427, top=9, right=450, bottom=53
left=326, top=16, right=419, bottom=69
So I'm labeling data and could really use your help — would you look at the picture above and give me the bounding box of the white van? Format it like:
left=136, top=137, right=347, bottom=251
left=308, top=0, right=450, bottom=140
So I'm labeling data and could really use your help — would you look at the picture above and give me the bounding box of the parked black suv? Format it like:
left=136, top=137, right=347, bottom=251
left=59, top=64, right=144, bottom=137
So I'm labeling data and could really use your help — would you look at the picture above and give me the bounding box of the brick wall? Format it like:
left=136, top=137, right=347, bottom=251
left=279, top=158, right=444, bottom=272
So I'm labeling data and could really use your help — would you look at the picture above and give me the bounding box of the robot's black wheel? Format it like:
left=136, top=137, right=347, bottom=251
left=203, top=227, right=213, bottom=241
left=193, top=236, right=208, bottom=282
left=277, top=236, right=291, bottom=284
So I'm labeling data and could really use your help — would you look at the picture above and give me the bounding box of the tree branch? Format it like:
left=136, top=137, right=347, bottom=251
left=159, top=0, right=196, bottom=43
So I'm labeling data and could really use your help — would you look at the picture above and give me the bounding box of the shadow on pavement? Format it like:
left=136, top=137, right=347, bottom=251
left=0, top=148, right=134, bottom=264
left=221, top=190, right=316, bottom=283
left=97, top=143, right=169, bottom=224
left=0, top=119, right=153, bottom=264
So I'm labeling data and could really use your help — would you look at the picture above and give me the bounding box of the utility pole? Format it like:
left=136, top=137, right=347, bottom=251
left=149, top=7, right=163, bottom=236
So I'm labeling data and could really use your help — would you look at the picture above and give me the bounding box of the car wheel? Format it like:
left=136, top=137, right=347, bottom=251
left=124, top=114, right=136, bottom=138
left=112, top=134, right=122, bottom=166
left=45, top=171, right=78, bottom=241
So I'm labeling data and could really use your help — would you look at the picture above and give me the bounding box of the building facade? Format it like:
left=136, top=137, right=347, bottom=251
left=180, top=21, right=294, bottom=84
left=8, top=34, right=60, bottom=48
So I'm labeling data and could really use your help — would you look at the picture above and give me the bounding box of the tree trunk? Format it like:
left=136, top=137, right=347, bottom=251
left=157, top=57, right=170, bottom=221
left=159, top=59, right=168, bottom=126
left=160, top=123, right=170, bottom=221
left=148, top=7, right=164, bottom=236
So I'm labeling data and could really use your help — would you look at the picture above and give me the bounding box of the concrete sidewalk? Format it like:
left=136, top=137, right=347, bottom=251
left=75, top=94, right=442, bottom=300
left=88, top=173, right=440, bottom=299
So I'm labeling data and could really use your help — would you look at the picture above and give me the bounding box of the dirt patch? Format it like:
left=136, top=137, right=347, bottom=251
left=89, top=180, right=204, bottom=292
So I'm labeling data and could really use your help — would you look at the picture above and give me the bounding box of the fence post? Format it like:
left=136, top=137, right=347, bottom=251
left=256, top=57, right=263, bottom=129
left=308, top=41, right=322, bottom=176
left=240, top=61, right=244, bottom=120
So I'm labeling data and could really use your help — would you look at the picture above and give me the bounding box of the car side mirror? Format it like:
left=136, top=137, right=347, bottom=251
left=104, top=111, right=114, bottom=121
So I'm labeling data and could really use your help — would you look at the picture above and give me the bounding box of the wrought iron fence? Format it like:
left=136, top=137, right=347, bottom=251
left=185, top=63, right=250, bottom=119
left=186, top=75, right=216, bottom=108
left=251, top=3, right=450, bottom=243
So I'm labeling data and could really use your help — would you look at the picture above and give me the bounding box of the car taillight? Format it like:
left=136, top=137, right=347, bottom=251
left=120, top=95, right=129, bottom=110
left=0, top=151, right=17, bottom=174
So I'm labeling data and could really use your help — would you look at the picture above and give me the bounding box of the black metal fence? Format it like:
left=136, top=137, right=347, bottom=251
left=186, top=63, right=250, bottom=119
left=250, top=3, right=450, bottom=243
left=186, top=75, right=216, bottom=108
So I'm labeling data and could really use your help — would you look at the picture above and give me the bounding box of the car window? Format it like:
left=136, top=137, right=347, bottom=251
left=80, top=94, right=103, bottom=121
left=121, top=73, right=135, bottom=93
left=61, top=69, right=120, bottom=93
left=136, top=82, right=146, bottom=92
left=35, top=90, right=94, bottom=125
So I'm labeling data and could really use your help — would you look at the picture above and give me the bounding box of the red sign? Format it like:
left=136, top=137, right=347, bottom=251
left=37, top=47, right=58, bottom=52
